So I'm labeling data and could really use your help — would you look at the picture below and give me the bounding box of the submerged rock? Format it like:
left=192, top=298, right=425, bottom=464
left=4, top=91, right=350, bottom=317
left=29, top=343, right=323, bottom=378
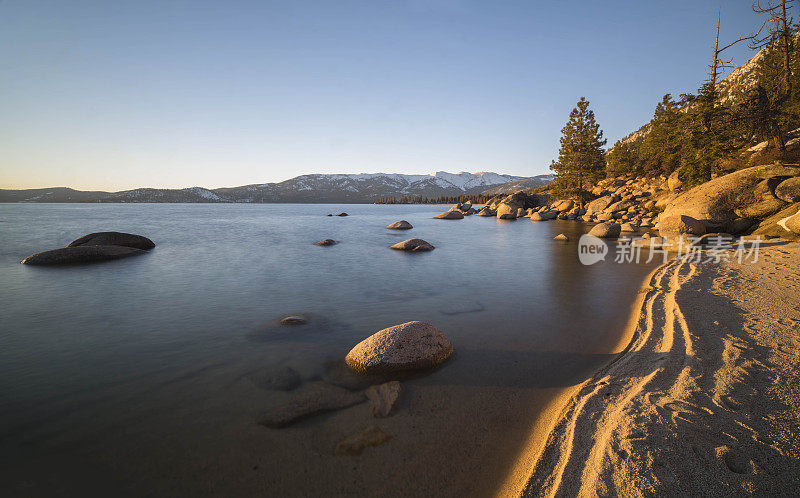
left=386, top=220, right=413, bottom=230
left=365, top=381, right=401, bottom=418
left=67, top=231, right=155, bottom=250
left=322, top=361, right=376, bottom=391
left=335, top=425, right=392, bottom=456
left=258, top=382, right=365, bottom=428
left=335, top=212, right=348, bottom=217
left=21, top=245, right=146, bottom=266
left=280, top=315, right=308, bottom=325
left=389, top=239, right=435, bottom=252
left=345, top=321, right=453, bottom=375
left=247, top=365, right=303, bottom=391
left=315, top=239, right=337, bottom=246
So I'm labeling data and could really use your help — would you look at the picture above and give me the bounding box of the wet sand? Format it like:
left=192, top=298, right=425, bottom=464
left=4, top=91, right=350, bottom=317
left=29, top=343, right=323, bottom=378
left=520, top=240, right=800, bottom=496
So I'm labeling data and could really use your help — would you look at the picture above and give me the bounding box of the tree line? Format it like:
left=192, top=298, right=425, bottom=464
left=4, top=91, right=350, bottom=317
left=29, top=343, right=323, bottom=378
left=374, top=193, right=495, bottom=204
left=552, top=0, right=800, bottom=205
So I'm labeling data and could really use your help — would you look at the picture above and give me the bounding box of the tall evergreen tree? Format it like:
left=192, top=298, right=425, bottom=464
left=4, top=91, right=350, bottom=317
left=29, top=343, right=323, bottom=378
left=680, top=83, right=735, bottom=186
left=550, top=97, right=607, bottom=206
left=641, top=94, right=685, bottom=175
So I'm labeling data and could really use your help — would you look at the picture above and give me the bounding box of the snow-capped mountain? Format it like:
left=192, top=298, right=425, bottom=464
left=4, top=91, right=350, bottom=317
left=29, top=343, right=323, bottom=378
left=0, top=172, right=554, bottom=203
left=217, top=171, right=546, bottom=203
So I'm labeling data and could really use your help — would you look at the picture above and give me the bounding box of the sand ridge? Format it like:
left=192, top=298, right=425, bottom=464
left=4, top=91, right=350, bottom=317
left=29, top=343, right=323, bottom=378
left=520, top=242, right=800, bottom=496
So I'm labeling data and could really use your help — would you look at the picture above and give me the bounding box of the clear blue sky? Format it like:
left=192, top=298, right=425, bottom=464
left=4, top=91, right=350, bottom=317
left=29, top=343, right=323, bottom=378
left=0, top=0, right=760, bottom=190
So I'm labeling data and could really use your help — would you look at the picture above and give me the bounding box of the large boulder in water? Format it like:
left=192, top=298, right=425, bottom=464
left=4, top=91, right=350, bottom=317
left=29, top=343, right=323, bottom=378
left=433, top=209, right=464, bottom=219
left=588, top=222, right=621, bottom=239
left=21, top=245, right=146, bottom=265
left=389, top=239, right=435, bottom=252
left=476, top=206, right=495, bottom=217
left=67, top=231, right=155, bottom=250
left=496, top=205, right=518, bottom=220
left=496, top=191, right=527, bottom=220
left=345, top=321, right=453, bottom=374
left=530, top=210, right=557, bottom=221
left=386, top=220, right=413, bottom=230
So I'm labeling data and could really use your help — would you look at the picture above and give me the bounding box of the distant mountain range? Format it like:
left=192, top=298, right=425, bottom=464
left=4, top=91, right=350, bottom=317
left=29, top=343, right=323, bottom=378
left=0, top=171, right=554, bottom=203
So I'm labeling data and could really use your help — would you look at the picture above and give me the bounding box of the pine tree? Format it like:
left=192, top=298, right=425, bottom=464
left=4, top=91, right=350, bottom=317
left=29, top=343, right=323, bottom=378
left=642, top=94, right=685, bottom=175
left=680, top=83, right=734, bottom=186
left=550, top=97, right=607, bottom=207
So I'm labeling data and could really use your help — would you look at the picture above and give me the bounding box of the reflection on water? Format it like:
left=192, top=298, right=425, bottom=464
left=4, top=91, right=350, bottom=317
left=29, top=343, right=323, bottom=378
left=0, top=203, right=657, bottom=496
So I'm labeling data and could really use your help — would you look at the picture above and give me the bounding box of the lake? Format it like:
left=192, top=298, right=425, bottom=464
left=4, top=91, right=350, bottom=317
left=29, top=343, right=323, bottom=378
left=0, top=203, right=657, bottom=497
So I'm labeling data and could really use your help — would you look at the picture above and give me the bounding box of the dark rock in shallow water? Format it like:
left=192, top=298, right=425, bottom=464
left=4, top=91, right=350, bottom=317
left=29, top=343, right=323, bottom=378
left=386, top=220, right=413, bottom=230
left=247, top=365, right=303, bottom=391
left=280, top=315, right=308, bottom=325
left=314, top=239, right=337, bottom=246
left=389, top=238, right=435, bottom=252
left=258, top=382, right=365, bottom=428
left=67, top=232, right=155, bottom=250
left=327, top=214, right=333, bottom=216
left=21, top=245, right=146, bottom=266
left=335, top=212, right=348, bottom=217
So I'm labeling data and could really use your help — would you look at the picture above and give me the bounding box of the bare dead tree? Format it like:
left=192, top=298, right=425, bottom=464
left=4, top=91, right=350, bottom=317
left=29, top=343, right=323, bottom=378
left=750, top=0, right=795, bottom=102
left=710, top=8, right=757, bottom=88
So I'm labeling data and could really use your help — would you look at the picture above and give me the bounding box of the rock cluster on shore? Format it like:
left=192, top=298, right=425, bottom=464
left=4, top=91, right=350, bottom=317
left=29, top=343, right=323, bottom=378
left=495, top=163, right=800, bottom=243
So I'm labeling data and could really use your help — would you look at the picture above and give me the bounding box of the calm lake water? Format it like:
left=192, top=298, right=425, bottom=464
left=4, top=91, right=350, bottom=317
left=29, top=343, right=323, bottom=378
left=0, top=203, right=658, bottom=497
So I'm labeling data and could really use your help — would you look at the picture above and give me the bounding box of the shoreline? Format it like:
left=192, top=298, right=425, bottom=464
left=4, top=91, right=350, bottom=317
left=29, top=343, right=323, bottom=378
left=513, top=241, right=800, bottom=496
left=495, top=258, right=663, bottom=496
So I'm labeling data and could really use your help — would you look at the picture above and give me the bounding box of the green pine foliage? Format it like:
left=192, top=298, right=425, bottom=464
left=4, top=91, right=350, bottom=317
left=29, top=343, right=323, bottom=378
left=605, top=28, right=800, bottom=188
left=550, top=97, right=607, bottom=205
left=373, top=193, right=494, bottom=204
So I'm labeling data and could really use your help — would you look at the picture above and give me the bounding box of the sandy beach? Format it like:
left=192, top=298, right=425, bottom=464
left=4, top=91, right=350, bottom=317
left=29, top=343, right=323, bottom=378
left=515, top=240, right=800, bottom=496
